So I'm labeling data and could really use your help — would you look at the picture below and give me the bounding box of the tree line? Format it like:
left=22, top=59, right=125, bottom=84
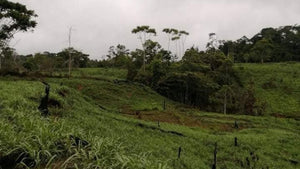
left=219, top=25, right=300, bottom=63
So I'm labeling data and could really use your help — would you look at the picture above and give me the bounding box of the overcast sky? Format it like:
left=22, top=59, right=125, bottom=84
left=9, top=0, right=300, bottom=59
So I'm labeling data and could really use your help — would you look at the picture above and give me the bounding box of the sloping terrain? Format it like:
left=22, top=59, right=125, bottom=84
left=0, top=63, right=299, bottom=168
left=235, top=62, right=300, bottom=117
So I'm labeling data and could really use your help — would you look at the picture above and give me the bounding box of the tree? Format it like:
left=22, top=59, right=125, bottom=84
left=213, top=85, right=234, bottom=114
left=179, top=30, right=189, bottom=58
left=0, top=45, right=17, bottom=70
left=143, top=39, right=161, bottom=63
left=106, top=44, right=129, bottom=67
left=0, top=0, right=37, bottom=69
left=207, top=33, right=219, bottom=50
left=163, top=28, right=189, bottom=59
left=219, top=25, right=300, bottom=63
left=131, top=25, right=156, bottom=71
left=250, top=38, right=273, bottom=63
left=170, top=29, right=180, bottom=59
left=57, top=48, right=89, bottom=69
left=0, top=0, right=37, bottom=40
left=162, top=28, right=172, bottom=51
left=158, top=72, right=218, bottom=107
left=182, top=47, right=202, bottom=63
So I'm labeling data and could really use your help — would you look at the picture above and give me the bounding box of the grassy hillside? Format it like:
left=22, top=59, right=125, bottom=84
left=0, top=63, right=299, bottom=168
left=235, top=62, right=300, bottom=117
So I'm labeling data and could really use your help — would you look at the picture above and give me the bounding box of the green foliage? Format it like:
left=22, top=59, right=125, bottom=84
left=23, top=59, right=38, bottom=71
left=125, top=42, right=171, bottom=82
left=250, top=38, right=273, bottom=63
left=0, top=76, right=299, bottom=168
left=105, top=44, right=130, bottom=68
left=219, top=25, right=300, bottom=63
left=150, top=59, right=167, bottom=88
left=158, top=72, right=218, bottom=107
left=143, top=40, right=162, bottom=63
left=10, top=49, right=90, bottom=73
left=0, top=0, right=37, bottom=41
left=57, top=48, right=90, bottom=68
left=152, top=48, right=247, bottom=113
left=182, top=47, right=204, bottom=63
left=127, top=46, right=261, bottom=114
left=132, top=25, right=157, bottom=36
left=0, top=46, right=20, bottom=70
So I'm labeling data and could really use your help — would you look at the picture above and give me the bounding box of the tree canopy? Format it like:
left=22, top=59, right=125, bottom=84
left=219, top=25, right=300, bottom=62
left=0, top=0, right=37, bottom=41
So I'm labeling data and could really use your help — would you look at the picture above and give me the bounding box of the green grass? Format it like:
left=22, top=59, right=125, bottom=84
left=235, top=62, right=300, bottom=117
left=71, top=67, right=127, bottom=80
left=0, top=63, right=299, bottom=168
left=41, top=67, right=127, bottom=81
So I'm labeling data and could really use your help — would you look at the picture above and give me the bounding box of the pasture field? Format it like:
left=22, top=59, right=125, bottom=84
left=235, top=62, right=300, bottom=117
left=0, top=63, right=299, bottom=168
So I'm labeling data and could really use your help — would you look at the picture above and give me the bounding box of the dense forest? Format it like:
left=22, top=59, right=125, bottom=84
left=220, top=25, right=300, bottom=63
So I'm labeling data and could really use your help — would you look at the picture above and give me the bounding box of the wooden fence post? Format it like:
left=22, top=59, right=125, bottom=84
left=212, top=142, right=217, bottom=169
left=178, top=147, right=182, bottom=159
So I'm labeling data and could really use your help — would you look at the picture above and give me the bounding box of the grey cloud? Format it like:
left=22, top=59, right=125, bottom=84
left=9, top=0, right=300, bottom=59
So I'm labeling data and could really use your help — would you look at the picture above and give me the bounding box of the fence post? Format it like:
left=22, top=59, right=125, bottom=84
left=178, top=147, right=182, bottom=159
left=212, top=142, right=217, bottom=169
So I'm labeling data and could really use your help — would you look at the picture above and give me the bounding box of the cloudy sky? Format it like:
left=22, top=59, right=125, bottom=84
left=9, top=0, right=300, bottom=59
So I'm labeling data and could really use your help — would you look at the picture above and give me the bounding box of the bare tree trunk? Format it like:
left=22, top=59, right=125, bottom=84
left=181, top=36, right=187, bottom=58
left=178, top=40, right=181, bottom=59
left=167, top=37, right=170, bottom=51
left=175, top=40, right=178, bottom=60
left=182, top=41, right=185, bottom=58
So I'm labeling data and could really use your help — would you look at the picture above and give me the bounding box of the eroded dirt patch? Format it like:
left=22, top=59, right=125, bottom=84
left=121, top=106, right=253, bottom=132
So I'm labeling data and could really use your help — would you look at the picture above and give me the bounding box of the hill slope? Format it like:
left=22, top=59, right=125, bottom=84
left=0, top=63, right=299, bottom=168
left=235, top=62, right=300, bottom=117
